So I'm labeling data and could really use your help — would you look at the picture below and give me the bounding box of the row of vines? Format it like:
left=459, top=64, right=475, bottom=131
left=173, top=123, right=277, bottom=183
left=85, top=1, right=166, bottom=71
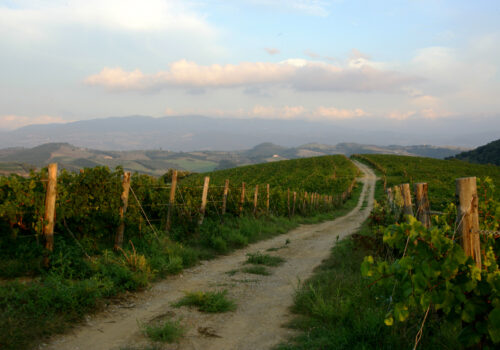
left=0, top=155, right=358, bottom=253
left=361, top=162, right=500, bottom=347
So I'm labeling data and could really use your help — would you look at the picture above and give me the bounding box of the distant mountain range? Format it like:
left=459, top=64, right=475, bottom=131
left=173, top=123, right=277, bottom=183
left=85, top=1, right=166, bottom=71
left=0, top=141, right=466, bottom=177
left=0, top=115, right=496, bottom=151
left=448, top=139, right=500, bottom=166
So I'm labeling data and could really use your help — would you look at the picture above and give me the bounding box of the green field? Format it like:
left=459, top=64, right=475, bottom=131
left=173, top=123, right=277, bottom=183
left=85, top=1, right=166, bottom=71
left=354, top=154, right=500, bottom=209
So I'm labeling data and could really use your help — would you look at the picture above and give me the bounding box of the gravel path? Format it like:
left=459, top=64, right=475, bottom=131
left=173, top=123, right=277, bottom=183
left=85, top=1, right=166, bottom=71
left=45, top=160, right=376, bottom=350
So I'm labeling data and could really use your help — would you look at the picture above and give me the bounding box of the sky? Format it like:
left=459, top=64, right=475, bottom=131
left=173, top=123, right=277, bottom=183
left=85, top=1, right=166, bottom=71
left=1, top=0, right=500, bottom=137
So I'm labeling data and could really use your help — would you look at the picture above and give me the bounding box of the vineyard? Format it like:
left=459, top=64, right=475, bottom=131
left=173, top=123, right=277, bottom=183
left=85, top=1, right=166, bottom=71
left=182, top=155, right=356, bottom=196
left=361, top=160, right=500, bottom=348
left=353, top=154, right=500, bottom=210
left=0, top=155, right=358, bottom=350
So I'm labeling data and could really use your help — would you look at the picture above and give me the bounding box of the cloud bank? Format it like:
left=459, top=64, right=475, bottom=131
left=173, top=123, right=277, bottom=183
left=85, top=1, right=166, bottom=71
left=86, top=58, right=418, bottom=93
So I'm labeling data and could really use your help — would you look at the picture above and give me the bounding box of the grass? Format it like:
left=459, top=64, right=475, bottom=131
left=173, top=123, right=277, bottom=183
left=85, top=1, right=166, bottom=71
left=245, top=252, right=285, bottom=267
left=173, top=290, right=236, bottom=313
left=241, top=266, right=271, bottom=275
left=140, top=319, right=185, bottom=343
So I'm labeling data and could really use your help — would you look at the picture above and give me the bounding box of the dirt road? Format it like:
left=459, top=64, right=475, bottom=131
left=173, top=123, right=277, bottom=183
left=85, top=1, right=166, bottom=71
left=45, top=160, right=376, bottom=350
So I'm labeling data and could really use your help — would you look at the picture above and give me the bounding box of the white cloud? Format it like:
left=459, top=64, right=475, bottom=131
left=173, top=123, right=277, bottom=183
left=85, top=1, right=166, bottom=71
left=251, top=105, right=306, bottom=119
left=86, top=58, right=418, bottom=93
left=387, top=108, right=451, bottom=120
left=164, top=105, right=368, bottom=121
left=312, top=106, right=367, bottom=120
left=0, top=0, right=215, bottom=36
left=0, top=115, right=67, bottom=130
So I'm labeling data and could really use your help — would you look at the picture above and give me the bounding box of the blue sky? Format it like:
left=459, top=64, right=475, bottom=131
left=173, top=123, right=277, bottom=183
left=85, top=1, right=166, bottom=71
left=1, top=0, right=499, bottom=133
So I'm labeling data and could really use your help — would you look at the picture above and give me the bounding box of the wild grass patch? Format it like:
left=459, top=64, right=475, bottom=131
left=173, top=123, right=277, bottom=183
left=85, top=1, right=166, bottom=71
left=241, top=266, right=270, bottom=276
left=245, top=252, right=285, bottom=267
left=173, top=290, right=236, bottom=313
left=140, top=319, right=185, bottom=343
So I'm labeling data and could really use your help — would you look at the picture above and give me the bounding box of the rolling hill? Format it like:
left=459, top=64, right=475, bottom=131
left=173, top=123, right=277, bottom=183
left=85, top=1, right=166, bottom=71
left=0, top=141, right=468, bottom=177
left=448, top=138, right=500, bottom=165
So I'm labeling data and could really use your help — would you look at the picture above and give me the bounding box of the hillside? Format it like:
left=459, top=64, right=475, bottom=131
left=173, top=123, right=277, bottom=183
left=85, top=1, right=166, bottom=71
left=182, top=155, right=358, bottom=196
left=448, top=138, right=500, bottom=165
left=354, top=154, right=500, bottom=209
left=0, top=141, right=465, bottom=177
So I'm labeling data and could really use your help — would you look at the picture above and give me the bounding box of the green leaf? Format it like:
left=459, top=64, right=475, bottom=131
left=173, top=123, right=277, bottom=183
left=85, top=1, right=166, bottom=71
left=361, top=256, right=374, bottom=277
left=394, top=303, right=410, bottom=322
left=488, top=307, right=500, bottom=343
left=461, top=302, right=477, bottom=323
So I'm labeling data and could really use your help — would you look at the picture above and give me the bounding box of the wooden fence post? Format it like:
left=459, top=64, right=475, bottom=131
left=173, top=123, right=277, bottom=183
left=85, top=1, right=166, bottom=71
left=266, top=184, right=270, bottom=215
left=253, top=185, right=259, bottom=215
left=198, top=176, right=210, bottom=225
left=166, top=170, right=177, bottom=231
left=414, top=183, right=431, bottom=228
left=115, top=171, right=131, bottom=251
left=239, top=182, right=246, bottom=215
left=400, top=183, right=413, bottom=218
left=292, top=191, right=296, bottom=216
left=456, top=177, right=481, bottom=269
left=43, top=163, right=58, bottom=267
left=221, top=179, right=229, bottom=216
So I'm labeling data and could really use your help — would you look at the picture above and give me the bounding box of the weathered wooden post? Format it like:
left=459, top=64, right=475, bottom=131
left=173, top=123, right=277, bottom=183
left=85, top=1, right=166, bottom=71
left=266, top=184, right=270, bottom=215
left=115, top=171, right=131, bottom=250
left=292, top=191, right=296, bottom=216
left=414, top=183, right=431, bottom=228
left=221, top=179, right=229, bottom=216
left=43, top=163, right=58, bottom=267
left=456, top=177, right=481, bottom=268
left=239, top=182, right=246, bottom=215
left=198, top=176, right=210, bottom=225
left=253, top=185, right=259, bottom=215
left=166, top=170, right=177, bottom=231
left=400, top=183, right=413, bottom=218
